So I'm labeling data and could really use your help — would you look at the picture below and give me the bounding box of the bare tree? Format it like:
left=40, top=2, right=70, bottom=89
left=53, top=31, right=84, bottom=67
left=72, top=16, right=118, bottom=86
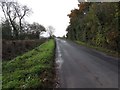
left=47, top=26, right=55, bottom=38
left=1, top=1, right=18, bottom=38
left=0, top=0, right=32, bottom=39
left=13, top=2, right=31, bottom=34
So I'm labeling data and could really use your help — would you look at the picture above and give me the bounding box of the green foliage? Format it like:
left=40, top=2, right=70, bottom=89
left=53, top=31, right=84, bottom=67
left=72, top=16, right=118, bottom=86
left=2, top=20, right=12, bottom=40
left=2, top=39, right=55, bottom=88
left=66, top=2, right=119, bottom=52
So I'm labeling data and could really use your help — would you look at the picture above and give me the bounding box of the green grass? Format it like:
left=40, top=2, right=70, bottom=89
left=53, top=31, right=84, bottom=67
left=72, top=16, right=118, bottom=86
left=76, top=41, right=119, bottom=58
left=2, top=39, right=55, bottom=89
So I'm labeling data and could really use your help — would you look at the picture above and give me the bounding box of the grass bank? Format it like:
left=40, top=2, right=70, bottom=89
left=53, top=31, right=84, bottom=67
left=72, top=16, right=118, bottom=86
left=2, top=39, right=55, bottom=89
left=76, top=41, right=120, bottom=58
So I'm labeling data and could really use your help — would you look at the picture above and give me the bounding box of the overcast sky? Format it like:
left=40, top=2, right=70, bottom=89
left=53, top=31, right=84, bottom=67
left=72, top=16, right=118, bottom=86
left=1, top=0, right=119, bottom=37
left=15, top=0, right=79, bottom=37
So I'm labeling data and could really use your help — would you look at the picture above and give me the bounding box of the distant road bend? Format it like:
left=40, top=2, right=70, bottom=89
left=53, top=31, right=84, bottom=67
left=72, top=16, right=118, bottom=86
left=55, top=38, right=119, bottom=88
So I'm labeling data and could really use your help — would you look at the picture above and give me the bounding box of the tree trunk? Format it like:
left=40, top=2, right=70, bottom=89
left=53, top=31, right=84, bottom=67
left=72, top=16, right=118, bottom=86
left=8, top=14, right=18, bottom=39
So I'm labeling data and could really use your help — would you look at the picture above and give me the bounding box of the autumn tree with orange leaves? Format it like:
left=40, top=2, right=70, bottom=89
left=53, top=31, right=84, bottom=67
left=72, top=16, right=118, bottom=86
left=66, top=2, right=120, bottom=53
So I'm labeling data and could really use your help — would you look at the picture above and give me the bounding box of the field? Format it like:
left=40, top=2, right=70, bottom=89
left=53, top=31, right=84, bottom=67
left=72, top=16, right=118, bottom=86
left=2, top=39, right=56, bottom=88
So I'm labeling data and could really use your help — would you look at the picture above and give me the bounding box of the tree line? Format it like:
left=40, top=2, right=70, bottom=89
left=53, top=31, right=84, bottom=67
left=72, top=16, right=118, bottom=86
left=0, top=0, right=55, bottom=40
left=66, top=2, right=120, bottom=52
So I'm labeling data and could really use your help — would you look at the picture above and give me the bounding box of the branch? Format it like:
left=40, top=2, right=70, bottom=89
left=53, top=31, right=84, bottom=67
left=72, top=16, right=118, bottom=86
left=20, top=10, right=26, bottom=20
left=1, top=2, right=8, bottom=20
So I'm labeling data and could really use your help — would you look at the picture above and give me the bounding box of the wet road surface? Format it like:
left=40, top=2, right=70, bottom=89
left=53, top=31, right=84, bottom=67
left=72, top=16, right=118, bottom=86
left=55, top=38, right=119, bottom=88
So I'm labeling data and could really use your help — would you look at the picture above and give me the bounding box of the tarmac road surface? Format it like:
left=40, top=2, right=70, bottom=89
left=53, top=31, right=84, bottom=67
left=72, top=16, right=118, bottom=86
left=55, top=38, right=119, bottom=88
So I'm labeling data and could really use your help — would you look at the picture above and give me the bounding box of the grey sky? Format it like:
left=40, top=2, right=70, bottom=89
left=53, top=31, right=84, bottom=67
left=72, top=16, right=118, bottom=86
left=1, top=0, right=118, bottom=37
left=15, top=0, right=79, bottom=37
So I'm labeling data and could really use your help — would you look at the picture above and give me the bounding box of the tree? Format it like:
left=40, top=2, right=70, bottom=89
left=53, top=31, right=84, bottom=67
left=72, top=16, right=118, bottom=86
left=66, top=2, right=119, bottom=52
left=30, top=22, right=46, bottom=39
left=0, top=0, right=32, bottom=39
left=2, top=19, right=12, bottom=40
left=1, top=1, right=18, bottom=38
left=47, top=26, right=55, bottom=38
left=13, top=2, right=32, bottom=34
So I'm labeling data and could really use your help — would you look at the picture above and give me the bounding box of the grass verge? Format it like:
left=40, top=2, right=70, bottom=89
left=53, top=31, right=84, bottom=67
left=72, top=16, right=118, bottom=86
left=76, top=41, right=120, bottom=58
left=2, top=39, right=55, bottom=89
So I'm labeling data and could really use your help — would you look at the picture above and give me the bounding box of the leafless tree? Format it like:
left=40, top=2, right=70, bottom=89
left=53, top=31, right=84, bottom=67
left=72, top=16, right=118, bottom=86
left=1, top=1, right=18, bottom=38
left=0, top=0, right=32, bottom=38
left=47, top=26, right=55, bottom=38
left=13, top=2, right=32, bottom=34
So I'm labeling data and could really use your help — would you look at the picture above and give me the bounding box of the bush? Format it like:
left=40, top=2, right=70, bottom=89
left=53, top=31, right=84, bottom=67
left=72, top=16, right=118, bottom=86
left=2, top=39, right=46, bottom=60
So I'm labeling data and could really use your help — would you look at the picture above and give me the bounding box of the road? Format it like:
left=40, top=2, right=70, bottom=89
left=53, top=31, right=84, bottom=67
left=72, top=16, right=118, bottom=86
left=55, top=38, right=119, bottom=88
